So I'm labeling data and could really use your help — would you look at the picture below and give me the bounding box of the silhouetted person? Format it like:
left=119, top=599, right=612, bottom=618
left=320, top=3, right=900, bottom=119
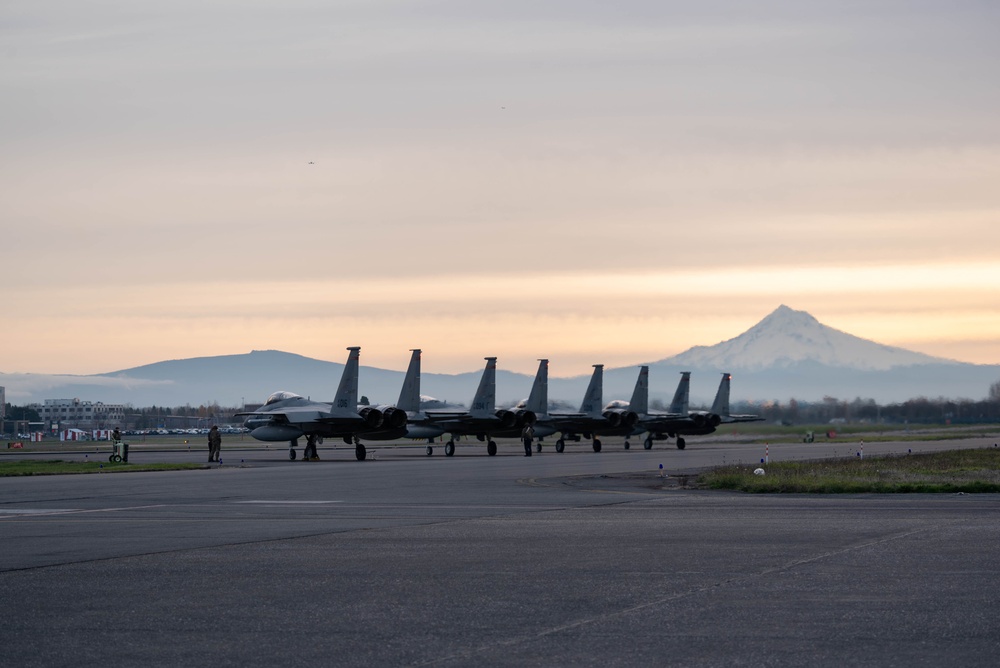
left=522, top=425, right=534, bottom=457
left=208, top=425, right=222, bottom=462
left=304, top=434, right=320, bottom=461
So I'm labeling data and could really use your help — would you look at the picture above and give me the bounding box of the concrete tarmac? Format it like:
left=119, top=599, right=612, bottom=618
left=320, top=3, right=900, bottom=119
left=2, top=436, right=1000, bottom=666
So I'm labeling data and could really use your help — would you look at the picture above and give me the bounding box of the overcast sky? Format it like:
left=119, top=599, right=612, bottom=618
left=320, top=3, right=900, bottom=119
left=3, top=1, right=999, bottom=376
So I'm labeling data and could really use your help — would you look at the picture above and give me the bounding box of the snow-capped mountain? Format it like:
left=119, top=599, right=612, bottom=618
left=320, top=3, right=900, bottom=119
left=663, top=305, right=946, bottom=371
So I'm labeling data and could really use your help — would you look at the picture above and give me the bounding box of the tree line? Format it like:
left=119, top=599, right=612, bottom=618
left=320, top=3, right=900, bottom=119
left=724, top=387, right=1000, bottom=425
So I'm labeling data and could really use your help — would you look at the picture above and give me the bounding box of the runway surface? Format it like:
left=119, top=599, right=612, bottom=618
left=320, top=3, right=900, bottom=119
left=3, top=436, right=1000, bottom=666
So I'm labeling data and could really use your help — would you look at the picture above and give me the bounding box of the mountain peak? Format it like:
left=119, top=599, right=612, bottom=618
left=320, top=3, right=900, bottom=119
left=661, top=306, right=945, bottom=371
left=763, top=304, right=818, bottom=324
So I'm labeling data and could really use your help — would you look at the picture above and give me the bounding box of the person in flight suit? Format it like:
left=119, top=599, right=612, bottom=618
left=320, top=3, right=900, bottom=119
left=522, top=424, right=534, bottom=457
left=208, top=425, right=222, bottom=462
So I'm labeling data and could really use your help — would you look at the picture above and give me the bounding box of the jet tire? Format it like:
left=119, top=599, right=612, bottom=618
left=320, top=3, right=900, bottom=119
left=624, top=441, right=630, bottom=450
left=592, top=439, right=602, bottom=453
left=487, top=441, right=498, bottom=457
left=643, top=437, right=653, bottom=450
left=356, top=443, right=367, bottom=461
left=555, top=439, right=565, bottom=453
left=676, top=437, right=686, bottom=450
left=289, top=449, right=297, bottom=461
left=445, top=442, right=455, bottom=457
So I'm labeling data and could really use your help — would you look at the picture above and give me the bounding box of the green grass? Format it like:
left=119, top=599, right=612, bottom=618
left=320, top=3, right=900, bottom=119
left=719, top=422, right=1000, bottom=445
left=0, top=460, right=207, bottom=476
left=698, top=447, right=1000, bottom=493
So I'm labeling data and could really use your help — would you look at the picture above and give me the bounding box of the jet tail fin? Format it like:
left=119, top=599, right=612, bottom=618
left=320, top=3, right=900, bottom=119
left=579, top=364, right=604, bottom=416
left=523, top=359, right=549, bottom=415
left=668, top=372, right=691, bottom=415
left=469, top=357, right=497, bottom=417
left=711, top=373, right=731, bottom=417
left=396, top=349, right=422, bottom=412
left=628, top=366, right=649, bottom=414
left=332, top=347, right=361, bottom=413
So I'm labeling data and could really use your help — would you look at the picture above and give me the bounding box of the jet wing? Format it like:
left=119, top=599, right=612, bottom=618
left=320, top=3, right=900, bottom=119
left=722, top=414, right=764, bottom=424
left=237, top=408, right=331, bottom=422
left=547, top=413, right=614, bottom=433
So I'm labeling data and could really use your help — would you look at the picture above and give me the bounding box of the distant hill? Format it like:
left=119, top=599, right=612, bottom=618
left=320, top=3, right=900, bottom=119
left=2, top=307, right=998, bottom=406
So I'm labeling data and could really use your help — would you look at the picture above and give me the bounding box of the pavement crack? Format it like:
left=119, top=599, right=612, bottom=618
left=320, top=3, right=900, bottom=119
left=414, top=524, right=938, bottom=666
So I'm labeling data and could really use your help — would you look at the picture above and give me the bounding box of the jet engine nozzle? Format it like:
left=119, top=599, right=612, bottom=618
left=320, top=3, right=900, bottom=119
left=380, top=406, right=408, bottom=429
left=602, top=410, right=622, bottom=428
left=691, top=413, right=707, bottom=427
left=514, top=410, right=536, bottom=427
left=358, top=406, right=384, bottom=429
left=707, top=413, right=722, bottom=428
left=495, top=410, right=518, bottom=429
left=622, top=411, right=639, bottom=429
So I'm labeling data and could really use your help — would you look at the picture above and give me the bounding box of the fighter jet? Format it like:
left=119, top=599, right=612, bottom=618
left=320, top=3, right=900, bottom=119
left=360, top=349, right=450, bottom=449
left=500, top=358, right=556, bottom=452
left=616, top=368, right=699, bottom=450
left=413, top=356, right=536, bottom=456
left=709, top=373, right=764, bottom=426
left=631, top=370, right=761, bottom=450
left=236, top=346, right=389, bottom=461
left=544, top=364, right=639, bottom=453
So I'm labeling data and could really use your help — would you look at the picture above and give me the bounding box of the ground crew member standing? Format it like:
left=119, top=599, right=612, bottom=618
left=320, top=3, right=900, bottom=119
left=304, top=434, right=320, bottom=461
left=208, top=425, right=222, bottom=462
left=522, top=424, right=534, bottom=457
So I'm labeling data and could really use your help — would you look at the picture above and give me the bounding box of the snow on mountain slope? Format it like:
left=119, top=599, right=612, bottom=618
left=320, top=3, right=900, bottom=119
left=662, top=305, right=948, bottom=371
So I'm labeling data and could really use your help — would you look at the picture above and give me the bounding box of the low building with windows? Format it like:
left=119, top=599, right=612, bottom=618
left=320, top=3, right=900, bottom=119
left=33, top=398, right=127, bottom=430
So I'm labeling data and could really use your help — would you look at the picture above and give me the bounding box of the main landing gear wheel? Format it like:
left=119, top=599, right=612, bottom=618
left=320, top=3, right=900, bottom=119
left=624, top=440, right=631, bottom=450
left=487, top=441, right=498, bottom=457
left=555, top=439, right=565, bottom=453
left=445, top=441, right=456, bottom=457
left=535, top=443, right=542, bottom=453
left=289, top=449, right=297, bottom=461
left=676, top=437, right=686, bottom=450
left=592, top=439, right=602, bottom=453
left=355, top=443, right=367, bottom=461
left=426, top=446, right=434, bottom=456
left=643, top=437, right=653, bottom=450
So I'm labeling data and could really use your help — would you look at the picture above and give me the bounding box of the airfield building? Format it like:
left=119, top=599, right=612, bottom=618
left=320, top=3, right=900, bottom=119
left=31, top=398, right=127, bottom=430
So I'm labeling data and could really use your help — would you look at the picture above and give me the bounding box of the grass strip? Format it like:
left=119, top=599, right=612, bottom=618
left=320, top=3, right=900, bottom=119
left=0, top=460, right=207, bottom=476
left=699, top=447, right=1000, bottom=493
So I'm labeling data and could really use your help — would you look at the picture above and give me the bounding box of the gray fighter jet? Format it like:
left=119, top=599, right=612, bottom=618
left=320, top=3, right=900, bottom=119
left=630, top=370, right=761, bottom=450
left=416, top=356, right=536, bottom=457
left=543, top=364, right=639, bottom=453
left=237, top=346, right=393, bottom=461
left=361, top=349, right=450, bottom=449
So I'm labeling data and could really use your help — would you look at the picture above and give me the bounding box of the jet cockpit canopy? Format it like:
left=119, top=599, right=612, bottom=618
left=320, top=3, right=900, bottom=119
left=264, top=391, right=302, bottom=406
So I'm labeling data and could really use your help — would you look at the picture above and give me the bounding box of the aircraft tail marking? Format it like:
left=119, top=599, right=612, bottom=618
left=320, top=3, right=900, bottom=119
left=524, top=359, right=549, bottom=415
left=668, top=371, right=691, bottom=415
left=711, top=372, right=731, bottom=417
left=579, top=365, right=604, bottom=416
left=332, top=346, right=361, bottom=414
left=469, top=357, right=497, bottom=417
left=396, top=349, right=422, bottom=412
left=629, top=366, right=649, bottom=415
